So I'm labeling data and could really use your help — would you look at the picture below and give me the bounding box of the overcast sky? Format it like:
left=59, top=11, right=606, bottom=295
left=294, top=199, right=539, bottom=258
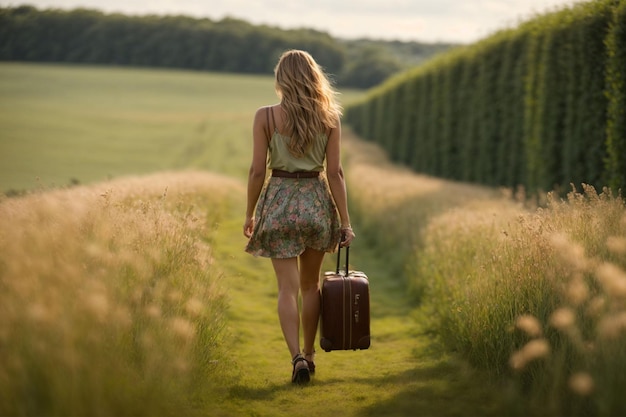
left=1, top=0, right=586, bottom=43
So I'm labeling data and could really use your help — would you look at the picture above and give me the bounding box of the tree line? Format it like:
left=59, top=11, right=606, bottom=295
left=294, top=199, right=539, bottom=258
left=0, top=5, right=453, bottom=88
left=346, top=0, right=626, bottom=193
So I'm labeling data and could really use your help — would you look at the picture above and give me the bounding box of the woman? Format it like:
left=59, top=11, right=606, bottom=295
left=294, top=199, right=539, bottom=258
left=243, top=50, right=355, bottom=385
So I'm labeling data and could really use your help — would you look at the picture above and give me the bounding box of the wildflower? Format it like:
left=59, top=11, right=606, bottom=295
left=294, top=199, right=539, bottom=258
left=606, top=236, right=626, bottom=255
left=85, top=292, right=109, bottom=322
left=167, top=290, right=183, bottom=303
left=595, top=263, right=626, bottom=299
left=549, top=233, right=588, bottom=271
left=509, top=339, right=551, bottom=371
left=145, top=305, right=161, bottom=319
left=586, top=297, right=606, bottom=318
left=549, top=307, right=576, bottom=330
left=185, top=298, right=204, bottom=317
left=597, top=312, right=626, bottom=340
left=515, top=314, right=543, bottom=338
left=569, top=372, right=594, bottom=396
left=169, top=317, right=195, bottom=342
left=566, top=275, right=589, bottom=306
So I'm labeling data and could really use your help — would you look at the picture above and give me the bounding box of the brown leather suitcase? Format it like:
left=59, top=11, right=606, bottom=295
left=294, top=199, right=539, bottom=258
left=320, top=246, right=370, bottom=351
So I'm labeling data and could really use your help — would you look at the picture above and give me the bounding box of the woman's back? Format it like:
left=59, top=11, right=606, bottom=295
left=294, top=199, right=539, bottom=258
left=266, top=106, right=328, bottom=173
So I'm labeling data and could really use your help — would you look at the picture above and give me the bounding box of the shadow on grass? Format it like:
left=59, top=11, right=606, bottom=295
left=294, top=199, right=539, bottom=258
left=228, top=356, right=510, bottom=417
left=355, top=363, right=511, bottom=417
left=228, top=382, right=293, bottom=400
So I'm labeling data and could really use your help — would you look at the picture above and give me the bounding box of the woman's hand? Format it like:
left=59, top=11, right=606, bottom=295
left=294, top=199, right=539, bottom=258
left=340, top=226, right=355, bottom=247
left=244, top=217, right=255, bottom=238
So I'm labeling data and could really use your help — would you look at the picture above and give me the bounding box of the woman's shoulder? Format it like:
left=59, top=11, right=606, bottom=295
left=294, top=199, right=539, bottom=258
left=256, top=104, right=280, bottom=113
left=254, top=105, right=272, bottom=122
left=254, top=104, right=281, bottom=126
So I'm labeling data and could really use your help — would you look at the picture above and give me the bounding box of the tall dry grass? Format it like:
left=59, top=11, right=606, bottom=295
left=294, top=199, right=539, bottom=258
left=344, top=131, right=626, bottom=416
left=0, top=171, right=243, bottom=416
left=342, top=132, right=512, bottom=296
left=418, top=184, right=626, bottom=416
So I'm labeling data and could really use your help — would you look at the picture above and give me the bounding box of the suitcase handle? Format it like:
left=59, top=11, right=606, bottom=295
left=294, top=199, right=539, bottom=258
left=336, top=241, right=349, bottom=274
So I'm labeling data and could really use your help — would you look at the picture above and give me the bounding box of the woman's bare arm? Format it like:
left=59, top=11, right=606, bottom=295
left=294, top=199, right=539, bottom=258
left=325, top=120, right=355, bottom=246
left=244, top=107, right=269, bottom=237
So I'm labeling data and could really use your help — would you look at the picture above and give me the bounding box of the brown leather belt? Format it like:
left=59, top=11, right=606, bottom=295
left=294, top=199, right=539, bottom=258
left=271, top=169, right=320, bottom=179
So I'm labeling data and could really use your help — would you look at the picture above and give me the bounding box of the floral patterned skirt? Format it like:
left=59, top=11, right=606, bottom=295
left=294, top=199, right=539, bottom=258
left=245, top=176, right=341, bottom=258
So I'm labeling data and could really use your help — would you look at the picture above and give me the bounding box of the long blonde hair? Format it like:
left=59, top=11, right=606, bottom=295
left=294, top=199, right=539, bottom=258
left=274, top=50, right=342, bottom=158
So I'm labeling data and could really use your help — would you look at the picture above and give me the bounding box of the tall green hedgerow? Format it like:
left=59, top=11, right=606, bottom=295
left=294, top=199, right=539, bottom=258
left=346, top=0, right=625, bottom=193
left=496, top=34, right=528, bottom=188
left=605, top=0, right=626, bottom=191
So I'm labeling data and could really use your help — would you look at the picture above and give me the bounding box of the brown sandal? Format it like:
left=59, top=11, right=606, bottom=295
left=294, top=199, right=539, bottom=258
left=291, top=353, right=310, bottom=384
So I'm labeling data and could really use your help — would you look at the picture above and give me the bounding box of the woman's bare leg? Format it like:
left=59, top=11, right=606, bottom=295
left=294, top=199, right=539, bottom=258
left=298, top=248, right=325, bottom=357
left=271, top=257, right=302, bottom=359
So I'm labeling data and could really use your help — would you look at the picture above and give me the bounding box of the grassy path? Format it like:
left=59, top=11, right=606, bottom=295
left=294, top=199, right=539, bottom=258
left=207, top=141, right=509, bottom=416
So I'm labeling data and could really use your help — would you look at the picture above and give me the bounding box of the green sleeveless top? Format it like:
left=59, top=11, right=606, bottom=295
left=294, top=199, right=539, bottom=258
left=265, top=107, right=328, bottom=172
left=268, top=131, right=328, bottom=172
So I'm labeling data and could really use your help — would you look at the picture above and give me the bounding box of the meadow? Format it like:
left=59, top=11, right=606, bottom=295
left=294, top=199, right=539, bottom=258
left=1, top=62, right=625, bottom=416
left=0, top=62, right=363, bottom=191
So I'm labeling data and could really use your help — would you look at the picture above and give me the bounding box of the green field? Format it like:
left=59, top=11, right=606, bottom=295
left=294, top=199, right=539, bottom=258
left=1, top=63, right=625, bottom=417
left=0, top=62, right=364, bottom=192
